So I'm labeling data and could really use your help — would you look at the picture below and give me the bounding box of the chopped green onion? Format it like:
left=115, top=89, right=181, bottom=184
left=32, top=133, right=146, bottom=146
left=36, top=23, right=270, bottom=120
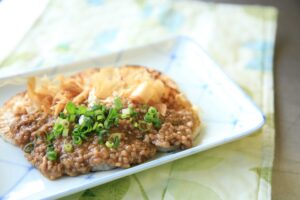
left=64, top=143, right=73, bottom=152
left=49, top=100, right=162, bottom=148
left=72, top=136, right=82, bottom=145
left=78, top=115, right=85, bottom=125
left=77, top=117, right=93, bottom=138
left=72, top=127, right=81, bottom=136
left=113, top=118, right=119, bottom=125
left=59, top=112, right=67, bottom=119
left=104, top=120, right=110, bottom=129
left=110, top=133, right=121, bottom=138
left=93, top=122, right=99, bottom=130
left=114, top=97, right=123, bottom=111
left=109, top=108, right=119, bottom=119
left=112, top=135, right=120, bottom=148
left=104, top=108, right=119, bottom=129
left=46, top=132, right=55, bottom=142
left=79, top=123, right=92, bottom=134
left=53, top=118, right=70, bottom=137
left=53, top=124, right=64, bottom=136
left=128, top=105, right=137, bottom=116
left=56, top=117, right=69, bottom=127
left=62, top=128, right=69, bottom=137
left=148, top=107, right=157, bottom=114
left=141, top=104, right=148, bottom=113
left=93, top=109, right=103, bottom=115
left=98, top=123, right=104, bottom=128
left=97, top=129, right=108, bottom=144
left=93, top=122, right=104, bottom=131
left=80, top=131, right=90, bottom=140
left=46, top=117, right=71, bottom=143
left=97, top=115, right=104, bottom=121
left=105, top=141, right=114, bottom=148
left=66, top=102, right=76, bottom=114
left=91, top=104, right=105, bottom=110
left=47, top=150, right=58, bottom=161
left=68, top=114, right=76, bottom=122
left=138, top=121, right=151, bottom=132
left=152, top=118, right=161, bottom=128
left=106, top=133, right=121, bottom=148
left=144, top=106, right=161, bottom=128
left=23, top=142, right=34, bottom=153
left=122, top=108, right=130, bottom=115
left=121, top=108, right=131, bottom=119
left=77, top=105, right=87, bottom=115
left=121, top=106, right=137, bottom=119
left=121, top=113, right=129, bottom=119
left=46, top=145, right=57, bottom=161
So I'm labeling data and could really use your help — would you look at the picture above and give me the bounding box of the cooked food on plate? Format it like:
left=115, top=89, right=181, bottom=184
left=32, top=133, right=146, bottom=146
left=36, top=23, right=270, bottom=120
left=0, top=66, right=201, bottom=179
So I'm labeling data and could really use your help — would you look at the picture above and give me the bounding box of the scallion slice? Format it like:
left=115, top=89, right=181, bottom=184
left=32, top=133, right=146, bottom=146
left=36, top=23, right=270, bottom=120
left=47, top=151, right=57, bottom=161
left=66, top=102, right=76, bottom=114
left=23, top=142, right=34, bottom=153
left=64, top=143, right=73, bottom=152
left=72, top=136, right=82, bottom=145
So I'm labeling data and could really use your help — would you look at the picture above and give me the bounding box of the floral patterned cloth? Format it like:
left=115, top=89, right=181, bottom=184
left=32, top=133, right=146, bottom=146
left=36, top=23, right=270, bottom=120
left=0, top=0, right=277, bottom=199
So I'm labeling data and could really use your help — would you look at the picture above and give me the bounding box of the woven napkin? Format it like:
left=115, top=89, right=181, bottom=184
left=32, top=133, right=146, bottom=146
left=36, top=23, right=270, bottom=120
left=0, top=0, right=277, bottom=199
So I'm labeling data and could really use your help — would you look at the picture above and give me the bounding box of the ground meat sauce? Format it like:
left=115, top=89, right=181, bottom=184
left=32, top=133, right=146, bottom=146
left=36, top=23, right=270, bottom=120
left=26, top=135, right=156, bottom=179
left=10, top=112, right=54, bottom=147
left=8, top=98, right=196, bottom=180
left=150, top=109, right=194, bottom=149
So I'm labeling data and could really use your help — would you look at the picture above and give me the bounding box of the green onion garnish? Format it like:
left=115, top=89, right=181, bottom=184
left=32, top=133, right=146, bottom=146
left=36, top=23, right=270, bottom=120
left=138, top=121, right=151, bottom=132
left=46, top=145, right=57, bottom=161
left=23, top=142, right=34, bottom=153
left=46, top=132, right=55, bottom=143
left=152, top=118, right=161, bottom=128
left=112, top=136, right=120, bottom=148
left=114, top=97, right=123, bottom=111
left=46, top=117, right=70, bottom=142
left=47, top=151, right=57, bottom=161
left=121, top=105, right=137, bottom=119
left=48, top=98, right=161, bottom=148
left=144, top=106, right=161, bottom=128
left=66, top=102, right=77, bottom=114
left=97, top=129, right=108, bottom=144
left=105, top=133, right=121, bottom=148
left=77, top=105, right=87, bottom=115
left=104, top=107, right=119, bottom=129
left=97, top=115, right=105, bottom=121
left=69, top=114, right=76, bottom=122
left=105, top=141, right=114, bottom=148
left=62, top=128, right=69, bottom=137
left=64, top=143, right=73, bottom=152
left=72, top=136, right=82, bottom=145
left=59, top=112, right=67, bottom=119
left=53, top=124, right=64, bottom=136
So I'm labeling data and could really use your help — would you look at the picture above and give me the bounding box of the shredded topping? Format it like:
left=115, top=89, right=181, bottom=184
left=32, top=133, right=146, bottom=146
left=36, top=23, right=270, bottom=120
left=27, top=67, right=182, bottom=116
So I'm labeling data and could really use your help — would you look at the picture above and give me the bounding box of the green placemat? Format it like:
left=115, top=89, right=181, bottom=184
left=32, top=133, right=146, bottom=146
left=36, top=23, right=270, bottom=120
left=0, top=0, right=277, bottom=199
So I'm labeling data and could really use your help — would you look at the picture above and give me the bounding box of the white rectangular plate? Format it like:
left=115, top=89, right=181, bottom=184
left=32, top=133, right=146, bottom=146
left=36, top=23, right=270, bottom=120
left=0, top=36, right=265, bottom=200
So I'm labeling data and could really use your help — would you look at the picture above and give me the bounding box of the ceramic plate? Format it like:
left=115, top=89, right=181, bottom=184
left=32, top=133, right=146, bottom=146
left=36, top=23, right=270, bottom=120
left=0, top=36, right=265, bottom=200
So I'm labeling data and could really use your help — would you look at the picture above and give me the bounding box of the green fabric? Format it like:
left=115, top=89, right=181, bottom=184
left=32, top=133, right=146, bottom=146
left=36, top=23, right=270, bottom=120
left=0, top=0, right=277, bottom=199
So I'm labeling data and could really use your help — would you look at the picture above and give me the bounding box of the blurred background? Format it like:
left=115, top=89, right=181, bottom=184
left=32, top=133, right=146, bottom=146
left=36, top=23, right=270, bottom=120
left=209, top=1, right=300, bottom=200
